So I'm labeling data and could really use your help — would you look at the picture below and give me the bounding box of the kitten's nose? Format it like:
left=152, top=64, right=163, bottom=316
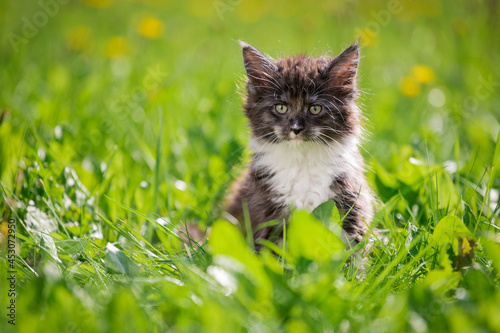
left=290, top=117, right=305, bottom=135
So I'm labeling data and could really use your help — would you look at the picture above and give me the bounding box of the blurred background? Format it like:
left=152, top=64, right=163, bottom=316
left=0, top=0, right=498, bottom=224
left=0, top=1, right=499, bottom=332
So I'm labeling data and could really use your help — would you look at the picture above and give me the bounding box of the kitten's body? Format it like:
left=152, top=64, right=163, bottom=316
left=226, top=42, right=373, bottom=246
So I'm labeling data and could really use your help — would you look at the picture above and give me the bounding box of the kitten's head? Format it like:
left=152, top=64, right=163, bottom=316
left=240, top=41, right=361, bottom=145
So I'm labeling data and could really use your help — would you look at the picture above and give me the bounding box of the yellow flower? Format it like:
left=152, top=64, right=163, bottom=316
left=106, top=36, right=129, bottom=58
left=68, top=26, right=91, bottom=51
left=412, top=65, right=435, bottom=84
left=356, top=27, right=378, bottom=47
left=399, top=76, right=420, bottom=97
left=138, top=16, right=164, bottom=39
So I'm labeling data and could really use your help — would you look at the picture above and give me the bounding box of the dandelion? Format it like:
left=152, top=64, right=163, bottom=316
left=106, top=36, right=129, bottom=58
left=399, top=76, right=420, bottom=97
left=412, top=65, right=435, bottom=84
left=356, top=27, right=378, bottom=47
left=138, top=16, right=164, bottom=39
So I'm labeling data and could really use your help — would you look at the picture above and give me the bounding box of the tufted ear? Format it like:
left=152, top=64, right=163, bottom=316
left=239, top=41, right=278, bottom=87
left=323, top=41, right=359, bottom=87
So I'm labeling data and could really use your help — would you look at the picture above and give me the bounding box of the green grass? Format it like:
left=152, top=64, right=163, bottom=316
left=1, top=0, right=499, bottom=332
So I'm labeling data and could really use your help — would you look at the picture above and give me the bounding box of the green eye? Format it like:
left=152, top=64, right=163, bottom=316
left=275, top=104, right=288, bottom=114
left=309, top=105, right=322, bottom=114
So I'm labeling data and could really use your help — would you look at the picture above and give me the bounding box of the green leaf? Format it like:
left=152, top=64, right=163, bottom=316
left=287, top=210, right=344, bottom=263
left=462, top=203, right=477, bottom=231
left=312, top=199, right=341, bottom=227
left=420, top=269, right=461, bottom=295
left=105, top=243, right=139, bottom=276
left=433, top=215, right=473, bottom=255
left=260, top=248, right=284, bottom=274
left=312, top=200, right=334, bottom=223
left=372, top=159, right=399, bottom=188
left=54, top=239, right=87, bottom=256
left=208, top=219, right=272, bottom=300
left=482, top=239, right=500, bottom=278
left=438, top=171, right=459, bottom=209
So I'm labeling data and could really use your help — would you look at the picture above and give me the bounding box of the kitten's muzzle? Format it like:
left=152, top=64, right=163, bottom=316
left=290, top=117, right=305, bottom=135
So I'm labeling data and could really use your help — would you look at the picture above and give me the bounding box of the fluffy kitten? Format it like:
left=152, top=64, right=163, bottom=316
left=226, top=41, right=373, bottom=248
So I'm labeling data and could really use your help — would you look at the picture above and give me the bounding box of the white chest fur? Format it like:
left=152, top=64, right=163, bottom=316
left=251, top=137, right=360, bottom=211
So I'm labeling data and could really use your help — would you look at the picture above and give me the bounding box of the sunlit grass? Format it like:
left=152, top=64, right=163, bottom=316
left=0, top=0, right=499, bottom=332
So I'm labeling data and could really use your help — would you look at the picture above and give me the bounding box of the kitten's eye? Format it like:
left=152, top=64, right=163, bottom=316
left=275, top=104, right=288, bottom=114
left=309, top=105, right=322, bottom=115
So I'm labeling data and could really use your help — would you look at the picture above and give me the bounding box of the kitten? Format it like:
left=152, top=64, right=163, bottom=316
left=225, top=41, right=374, bottom=248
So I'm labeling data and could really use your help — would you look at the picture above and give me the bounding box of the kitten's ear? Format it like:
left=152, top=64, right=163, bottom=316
left=324, top=41, right=359, bottom=87
left=239, top=41, right=277, bottom=86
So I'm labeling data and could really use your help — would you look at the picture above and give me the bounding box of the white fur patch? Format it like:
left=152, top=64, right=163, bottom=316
left=250, top=136, right=360, bottom=211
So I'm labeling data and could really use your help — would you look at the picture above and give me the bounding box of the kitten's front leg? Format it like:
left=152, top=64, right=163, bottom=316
left=338, top=202, right=366, bottom=244
left=331, top=175, right=373, bottom=245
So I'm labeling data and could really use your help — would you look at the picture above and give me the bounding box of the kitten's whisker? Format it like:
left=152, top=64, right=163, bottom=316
left=322, top=103, right=349, bottom=126
left=316, top=133, right=343, bottom=151
left=247, top=72, right=283, bottom=93
left=307, top=77, right=316, bottom=91
left=253, top=132, right=275, bottom=142
left=317, top=94, right=345, bottom=106
left=320, top=104, right=341, bottom=123
left=310, top=137, right=338, bottom=162
left=314, top=126, right=350, bottom=135
left=313, top=78, right=331, bottom=94
left=249, top=85, right=280, bottom=90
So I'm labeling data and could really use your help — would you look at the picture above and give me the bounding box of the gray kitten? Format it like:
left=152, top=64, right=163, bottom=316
left=226, top=41, right=374, bottom=248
